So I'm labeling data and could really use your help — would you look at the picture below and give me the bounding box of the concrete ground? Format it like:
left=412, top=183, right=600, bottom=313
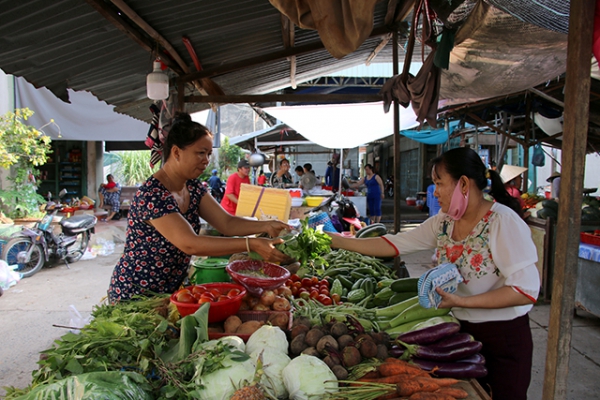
left=1, top=209, right=599, bottom=399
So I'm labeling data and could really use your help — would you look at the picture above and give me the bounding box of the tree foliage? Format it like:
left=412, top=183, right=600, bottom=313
left=0, top=108, right=52, bottom=219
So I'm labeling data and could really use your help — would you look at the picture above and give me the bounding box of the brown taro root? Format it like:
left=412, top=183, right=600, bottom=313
left=292, top=316, right=312, bottom=328
left=342, top=346, right=362, bottom=367
left=337, top=334, right=354, bottom=349
left=330, top=322, right=348, bottom=338
left=291, top=324, right=310, bottom=340
left=305, top=328, right=325, bottom=348
left=323, top=355, right=341, bottom=369
left=331, top=365, right=349, bottom=380
left=358, top=338, right=378, bottom=358
left=316, top=335, right=338, bottom=355
left=290, top=333, right=308, bottom=355
left=376, top=343, right=389, bottom=360
left=223, top=315, right=243, bottom=333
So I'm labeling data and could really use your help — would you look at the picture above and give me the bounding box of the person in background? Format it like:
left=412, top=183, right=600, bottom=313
left=295, top=165, right=318, bottom=192
left=303, top=163, right=315, bottom=175
left=98, top=174, right=121, bottom=221
left=221, top=159, right=251, bottom=215
left=107, top=113, right=289, bottom=303
left=325, top=158, right=340, bottom=191
left=351, top=164, right=384, bottom=224
left=547, top=171, right=561, bottom=199
left=270, top=158, right=294, bottom=188
left=500, top=165, right=528, bottom=217
left=207, top=168, right=223, bottom=202
left=257, top=169, right=267, bottom=186
left=329, top=147, right=537, bottom=400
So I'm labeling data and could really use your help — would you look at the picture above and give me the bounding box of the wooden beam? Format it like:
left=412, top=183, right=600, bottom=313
left=529, top=87, right=565, bottom=108
left=84, top=0, right=182, bottom=75
left=181, top=26, right=391, bottom=83
left=280, top=14, right=297, bottom=89
left=109, top=0, right=223, bottom=96
left=185, top=93, right=382, bottom=104
left=466, top=113, right=527, bottom=146
left=542, top=1, right=595, bottom=399
left=366, top=33, right=392, bottom=65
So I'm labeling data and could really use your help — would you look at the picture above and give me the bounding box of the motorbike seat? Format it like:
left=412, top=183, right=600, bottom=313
left=60, top=214, right=96, bottom=230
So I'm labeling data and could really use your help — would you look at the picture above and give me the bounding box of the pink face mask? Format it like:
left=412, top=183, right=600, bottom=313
left=447, top=180, right=469, bottom=220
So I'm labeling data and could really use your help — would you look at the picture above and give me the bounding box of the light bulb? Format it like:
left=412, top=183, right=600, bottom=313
left=146, top=60, right=169, bottom=100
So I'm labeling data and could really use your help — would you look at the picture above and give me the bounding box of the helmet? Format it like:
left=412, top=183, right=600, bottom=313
left=212, top=169, right=217, bottom=174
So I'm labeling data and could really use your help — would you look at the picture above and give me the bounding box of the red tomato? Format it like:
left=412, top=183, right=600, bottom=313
left=310, top=276, right=319, bottom=285
left=200, top=293, right=215, bottom=302
left=176, top=290, right=195, bottom=303
left=331, top=293, right=341, bottom=303
left=298, top=287, right=309, bottom=295
left=291, top=286, right=299, bottom=296
left=191, top=286, right=206, bottom=296
left=290, top=274, right=301, bottom=282
left=309, top=289, right=319, bottom=299
left=198, top=298, right=211, bottom=305
left=316, top=293, right=330, bottom=304
left=319, top=279, right=330, bottom=288
left=321, top=297, right=333, bottom=306
left=227, top=288, right=241, bottom=297
left=301, top=278, right=313, bottom=287
left=210, top=288, right=222, bottom=297
left=319, top=287, right=330, bottom=296
left=293, top=282, right=302, bottom=290
left=285, top=279, right=294, bottom=287
left=217, top=295, right=230, bottom=302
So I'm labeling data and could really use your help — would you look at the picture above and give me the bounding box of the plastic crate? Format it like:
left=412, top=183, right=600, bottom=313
left=580, top=232, right=600, bottom=247
left=208, top=310, right=293, bottom=342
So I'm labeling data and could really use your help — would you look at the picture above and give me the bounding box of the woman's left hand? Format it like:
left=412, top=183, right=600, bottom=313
left=435, top=287, right=464, bottom=309
left=252, top=237, right=290, bottom=263
left=262, top=220, right=291, bottom=238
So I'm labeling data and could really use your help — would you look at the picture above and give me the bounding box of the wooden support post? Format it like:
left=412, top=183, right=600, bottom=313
left=392, top=29, right=401, bottom=235
left=542, top=1, right=595, bottom=399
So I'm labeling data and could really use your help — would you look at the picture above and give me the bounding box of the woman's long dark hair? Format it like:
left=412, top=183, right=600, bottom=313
left=430, top=147, right=523, bottom=217
left=163, top=112, right=212, bottom=162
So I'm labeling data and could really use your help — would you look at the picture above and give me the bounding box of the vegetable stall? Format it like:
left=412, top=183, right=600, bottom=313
left=4, top=225, right=492, bottom=400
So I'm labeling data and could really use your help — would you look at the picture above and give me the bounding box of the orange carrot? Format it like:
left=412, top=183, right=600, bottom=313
left=360, top=373, right=418, bottom=384
left=429, top=378, right=459, bottom=387
left=396, top=377, right=440, bottom=397
left=379, top=362, right=429, bottom=377
left=361, top=370, right=381, bottom=379
left=435, top=387, right=469, bottom=398
left=408, top=393, right=455, bottom=400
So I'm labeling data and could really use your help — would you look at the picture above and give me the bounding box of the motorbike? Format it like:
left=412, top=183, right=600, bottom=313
left=211, top=186, right=225, bottom=203
left=1, top=190, right=97, bottom=278
left=385, top=176, right=394, bottom=198
left=306, top=193, right=362, bottom=232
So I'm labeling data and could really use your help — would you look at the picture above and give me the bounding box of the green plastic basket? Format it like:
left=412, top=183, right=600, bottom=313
left=191, top=258, right=231, bottom=284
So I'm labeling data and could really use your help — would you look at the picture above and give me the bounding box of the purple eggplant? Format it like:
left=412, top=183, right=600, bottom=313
left=388, top=345, right=405, bottom=358
left=396, top=322, right=461, bottom=345
left=456, top=353, right=486, bottom=364
left=411, top=358, right=488, bottom=378
left=429, top=332, right=475, bottom=349
left=399, top=339, right=483, bottom=362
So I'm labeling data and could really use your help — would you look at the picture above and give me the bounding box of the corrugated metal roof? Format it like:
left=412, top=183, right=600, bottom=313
left=0, top=0, right=405, bottom=123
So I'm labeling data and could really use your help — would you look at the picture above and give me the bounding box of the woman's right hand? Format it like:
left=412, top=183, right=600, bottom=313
left=250, top=237, right=290, bottom=264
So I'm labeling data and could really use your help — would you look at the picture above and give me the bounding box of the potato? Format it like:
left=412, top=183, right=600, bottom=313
left=223, top=315, right=243, bottom=333
left=267, top=312, right=289, bottom=330
left=236, top=320, right=263, bottom=335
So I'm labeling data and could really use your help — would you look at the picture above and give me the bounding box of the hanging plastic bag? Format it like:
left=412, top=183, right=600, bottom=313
left=532, top=143, right=545, bottom=167
left=0, top=259, right=21, bottom=289
left=68, top=304, right=92, bottom=334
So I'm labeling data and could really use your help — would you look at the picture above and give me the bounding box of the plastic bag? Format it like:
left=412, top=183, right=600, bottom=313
left=68, top=304, right=92, bottom=334
left=532, top=143, right=545, bottom=167
left=0, top=259, right=21, bottom=289
left=418, top=263, right=464, bottom=309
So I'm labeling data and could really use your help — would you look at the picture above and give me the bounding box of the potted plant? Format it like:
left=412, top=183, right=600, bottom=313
left=0, top=108, right=52, bottom=222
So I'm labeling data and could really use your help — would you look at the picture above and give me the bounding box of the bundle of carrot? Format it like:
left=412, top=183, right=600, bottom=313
left=329, top=358, right=469, bottom=400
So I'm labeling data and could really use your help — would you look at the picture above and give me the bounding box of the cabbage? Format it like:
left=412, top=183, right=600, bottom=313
left=282, top=355, right=337, bottom=400
left=195, top=355, right=256, bottom=400
left=246, top=325, right=288, bottom=355
left=250, top=349, right=291, bottom=399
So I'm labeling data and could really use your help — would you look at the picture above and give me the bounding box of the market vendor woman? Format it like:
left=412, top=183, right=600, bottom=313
left=329, top=147, right=539, bottom=400
left=108, top=113, right=290, bottom=303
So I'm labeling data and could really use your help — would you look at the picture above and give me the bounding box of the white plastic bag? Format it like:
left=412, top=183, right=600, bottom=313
left=0, top=259, right=21, bottom=289
left=68, top=305, right=92, bottom=334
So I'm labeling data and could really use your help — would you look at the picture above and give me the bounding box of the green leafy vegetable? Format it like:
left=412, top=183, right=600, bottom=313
left=276, top=219, right=332, bottom=274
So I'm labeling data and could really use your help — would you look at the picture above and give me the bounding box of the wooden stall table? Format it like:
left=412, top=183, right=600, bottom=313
left=455, top=379, right=492, bottom=399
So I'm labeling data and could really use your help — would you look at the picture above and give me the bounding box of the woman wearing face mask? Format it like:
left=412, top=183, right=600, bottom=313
left=329, top=147, right=539, bottom=400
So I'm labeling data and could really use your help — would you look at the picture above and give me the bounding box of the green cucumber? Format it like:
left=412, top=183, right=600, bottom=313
left=390, top=277, right=420, bottom=293
left=347, top=288, right=366, bottom=302
left=350, top=271, right=367, bottom=280
left=361, top=278, right=375, bottom=297
left=388, top=291, right=418, bottom=306
left=375, top=295, right=419, bottom=318
left=322, top=267, right=350, bottom=278
left=351, top=278, right=364, bottom=291
left=338, top=276, right=354, bottom=289
left=374, top=287, right=395, bottom=302
left=389, top=303, right=451, bottom=328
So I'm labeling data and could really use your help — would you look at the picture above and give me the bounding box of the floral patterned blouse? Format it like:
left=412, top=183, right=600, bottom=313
left=382, top=202, right=540, bottom=322
left=108, top=177, right=206, bottom=302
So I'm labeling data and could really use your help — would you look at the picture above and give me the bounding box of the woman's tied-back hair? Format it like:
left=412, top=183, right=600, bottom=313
left=163, top=112, right=212, bottom=162
left=430, top=147, right=523, bottom=217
